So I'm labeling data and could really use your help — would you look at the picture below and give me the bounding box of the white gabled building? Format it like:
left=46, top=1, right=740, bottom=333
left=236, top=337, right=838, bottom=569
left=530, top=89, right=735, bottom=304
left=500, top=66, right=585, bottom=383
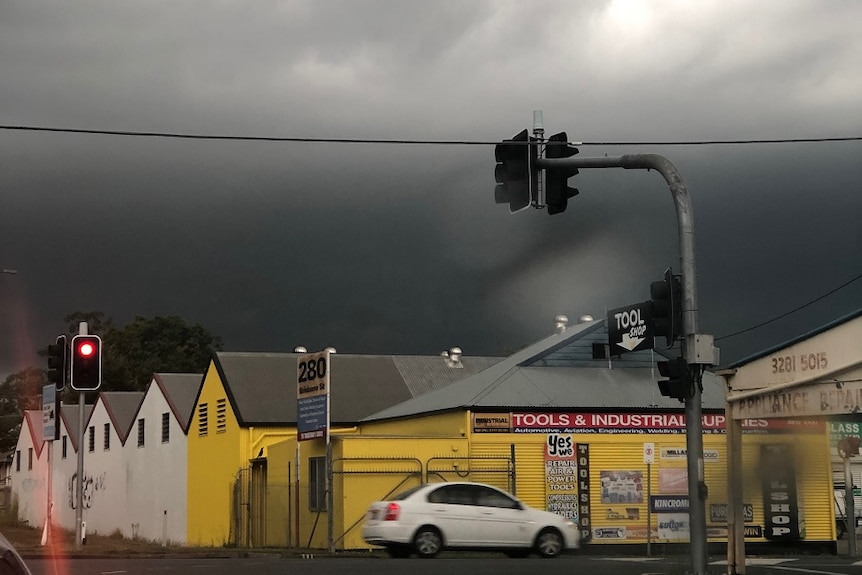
left=79, top=391, right=144, bottom=537
left=9, top=411, right=48, bottom=528
left=125, top=373, right=201, bottom=544
left=52, top=402, right=94, bottom=534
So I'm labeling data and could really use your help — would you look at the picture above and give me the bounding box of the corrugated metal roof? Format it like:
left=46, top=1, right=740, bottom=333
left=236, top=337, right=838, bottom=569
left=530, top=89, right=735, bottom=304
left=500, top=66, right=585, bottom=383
left=23, top=411, right=45, bottom=457
left=60, top=403, right=94, bottom=452
left=152, top=373, right=202, bottom=432
left=363, top=318, right=726, bottom=422
left=392, top=356, right=503, bottom=397
left=99, top=392, right=145, bottom=444
left=212, top=351, right=503, bottom=426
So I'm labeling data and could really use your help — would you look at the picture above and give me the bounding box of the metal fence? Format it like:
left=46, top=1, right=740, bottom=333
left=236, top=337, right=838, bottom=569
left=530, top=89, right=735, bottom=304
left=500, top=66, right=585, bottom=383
left=233, top=454, right=515, bottom=549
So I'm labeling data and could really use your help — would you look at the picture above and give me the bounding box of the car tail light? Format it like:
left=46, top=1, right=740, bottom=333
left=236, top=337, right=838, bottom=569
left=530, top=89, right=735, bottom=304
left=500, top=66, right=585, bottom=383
left=383, top=503, right=401, bottom=521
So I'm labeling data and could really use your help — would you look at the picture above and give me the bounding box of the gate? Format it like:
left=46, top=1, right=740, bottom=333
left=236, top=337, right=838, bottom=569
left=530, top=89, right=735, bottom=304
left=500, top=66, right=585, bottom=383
left=331, top=457, right=423, bottom=548
left=230, top=467, right=250, bottom=547
left=426, top=456, right=515, bottom=493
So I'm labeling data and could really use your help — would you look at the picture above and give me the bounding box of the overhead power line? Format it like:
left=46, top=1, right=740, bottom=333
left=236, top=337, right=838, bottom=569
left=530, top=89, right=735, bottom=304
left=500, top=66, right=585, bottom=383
left=716, top=271, right=862, bottom=341
left=1, top=124, right=860, bottom=146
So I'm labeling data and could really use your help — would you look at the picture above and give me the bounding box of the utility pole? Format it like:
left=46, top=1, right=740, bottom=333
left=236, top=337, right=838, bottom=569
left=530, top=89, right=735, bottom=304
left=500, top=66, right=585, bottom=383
left=75, top=321, right=87, bottom=551
left=535, top=153, right=716, bottom=575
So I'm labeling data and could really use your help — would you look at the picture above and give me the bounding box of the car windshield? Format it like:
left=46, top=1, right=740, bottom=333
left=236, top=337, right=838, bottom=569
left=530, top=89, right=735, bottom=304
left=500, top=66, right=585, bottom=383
left=0, top=549, right=29, bottom=575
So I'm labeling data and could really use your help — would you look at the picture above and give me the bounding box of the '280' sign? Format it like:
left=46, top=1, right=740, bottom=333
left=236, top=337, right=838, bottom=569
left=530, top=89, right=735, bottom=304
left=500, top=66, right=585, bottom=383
left=297, top=350, right=330, bottom=399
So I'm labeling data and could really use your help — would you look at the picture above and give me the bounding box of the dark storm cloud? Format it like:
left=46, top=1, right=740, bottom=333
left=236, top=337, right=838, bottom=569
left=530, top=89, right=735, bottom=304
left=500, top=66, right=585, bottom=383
left=1, top=0, right=860, bottom=376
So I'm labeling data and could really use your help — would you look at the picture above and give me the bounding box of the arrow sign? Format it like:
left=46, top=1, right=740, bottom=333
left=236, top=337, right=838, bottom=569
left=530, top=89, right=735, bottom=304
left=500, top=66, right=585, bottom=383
left=607, top=301, right=655, bottom=355
left=619, top=332, right=645, bottom=352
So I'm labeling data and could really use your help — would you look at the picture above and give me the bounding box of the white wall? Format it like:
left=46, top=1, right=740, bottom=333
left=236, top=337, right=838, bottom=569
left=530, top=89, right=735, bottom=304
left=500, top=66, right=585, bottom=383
left=125, top=382, right=188, bottom=544
left=76, top=397, right=130, bottom=536
left=9, top=412, right=48, bottom=528
left=52, top=413, right=82, bottom=533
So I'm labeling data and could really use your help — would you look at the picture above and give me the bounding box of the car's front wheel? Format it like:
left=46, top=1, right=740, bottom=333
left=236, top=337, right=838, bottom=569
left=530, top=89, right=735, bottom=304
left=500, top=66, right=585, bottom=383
left=413, top=526, right=443, bottom=558
left=535, top=528, right=564, bottom=558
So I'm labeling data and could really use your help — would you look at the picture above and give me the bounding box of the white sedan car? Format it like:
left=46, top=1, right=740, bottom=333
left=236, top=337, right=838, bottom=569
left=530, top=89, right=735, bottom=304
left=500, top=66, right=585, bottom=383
left=362, top=481, right=580, bottom=558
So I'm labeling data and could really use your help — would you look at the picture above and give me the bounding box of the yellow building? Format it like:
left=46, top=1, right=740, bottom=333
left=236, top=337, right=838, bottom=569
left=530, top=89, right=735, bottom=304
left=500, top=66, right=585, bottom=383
left=186, top=350, right=500, bottom=546
left=266, top=316, right=838, bottom=553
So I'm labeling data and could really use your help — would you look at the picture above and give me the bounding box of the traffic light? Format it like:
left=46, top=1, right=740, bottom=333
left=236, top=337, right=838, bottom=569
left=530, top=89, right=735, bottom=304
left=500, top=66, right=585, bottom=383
left=494, top=129, right=538, bottom=213
left=70, top=335, right=102, bottom=391
left=544, top=131, right=579, bottom=215
left=657, top=357, right=692, bottom=400
left=47, top=335, right=67, bottom=390
left=650, top=268, right=682, bottom=347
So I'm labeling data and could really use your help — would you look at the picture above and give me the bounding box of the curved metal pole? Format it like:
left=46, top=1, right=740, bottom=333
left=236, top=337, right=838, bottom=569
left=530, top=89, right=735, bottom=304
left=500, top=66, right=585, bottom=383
left=538, top=154, right=708, bottom=574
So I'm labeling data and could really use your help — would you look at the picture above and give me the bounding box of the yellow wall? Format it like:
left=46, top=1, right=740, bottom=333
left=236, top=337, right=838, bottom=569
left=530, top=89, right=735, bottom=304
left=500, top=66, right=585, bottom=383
left=261, top=409, right=836, bottom=550
left=187, top=365, right=243, bottom=546
left=359, top=412, right=466, bottom=437
left=466, top=418, right=834, bottom=545
left=265, top=430, right=470, bottom=550
left=186, top=361, right=299, bottom=546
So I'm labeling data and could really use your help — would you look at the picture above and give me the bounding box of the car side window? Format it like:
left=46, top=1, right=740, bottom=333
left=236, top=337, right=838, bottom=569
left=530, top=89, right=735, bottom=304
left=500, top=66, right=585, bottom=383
left=475, top=485, right=520, bottom=509
left=428, top=484, right=473, bottom=505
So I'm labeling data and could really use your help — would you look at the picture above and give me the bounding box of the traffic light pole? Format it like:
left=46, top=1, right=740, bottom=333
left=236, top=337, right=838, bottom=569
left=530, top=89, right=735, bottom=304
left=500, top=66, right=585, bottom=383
left=537, top=153, right=709, bottom=575
left=75, top=321, right=87, bottom=551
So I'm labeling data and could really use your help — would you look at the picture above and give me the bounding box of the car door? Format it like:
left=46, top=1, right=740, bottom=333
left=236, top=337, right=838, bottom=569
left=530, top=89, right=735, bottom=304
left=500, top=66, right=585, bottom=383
left=425, top=484, right=482, bottom=546
left=472, top=485, right=532, bottom=546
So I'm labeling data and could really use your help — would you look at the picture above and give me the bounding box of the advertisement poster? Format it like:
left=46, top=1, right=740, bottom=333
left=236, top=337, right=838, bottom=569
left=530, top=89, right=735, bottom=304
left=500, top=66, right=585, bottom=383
left=657, top=513, right=690, bottom=540
left=659, top=468, right=688, bottom=494
left=544, top=434, right=577, bottom=520
left=600, top=470, right=643, bottom=504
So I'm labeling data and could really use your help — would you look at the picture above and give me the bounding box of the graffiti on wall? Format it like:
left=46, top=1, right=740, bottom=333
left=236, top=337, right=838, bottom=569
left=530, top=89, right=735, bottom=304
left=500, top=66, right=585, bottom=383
left=67, top=471, right=107, bottom=509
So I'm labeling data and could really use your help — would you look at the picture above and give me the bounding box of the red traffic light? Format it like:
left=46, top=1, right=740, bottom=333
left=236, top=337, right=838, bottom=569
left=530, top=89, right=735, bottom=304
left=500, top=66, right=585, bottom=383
left=78, top=341, right=96, bottom=357
left=71, top=334, right=102, bottom=391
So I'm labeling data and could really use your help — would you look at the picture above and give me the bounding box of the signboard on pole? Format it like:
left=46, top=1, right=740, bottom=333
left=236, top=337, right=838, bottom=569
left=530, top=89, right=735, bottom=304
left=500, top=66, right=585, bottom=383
left=297, top=350, right=330, bottom=441
left=42, top=384, right=58, bottom=441
left=607, top=301, right=654, bottom=355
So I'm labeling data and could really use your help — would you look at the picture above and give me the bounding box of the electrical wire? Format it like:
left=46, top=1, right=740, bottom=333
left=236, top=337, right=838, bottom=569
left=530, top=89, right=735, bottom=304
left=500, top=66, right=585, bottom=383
left=1, top=124, right=860, bottom=146
left=716, top=271, right=862, bottom=341
left=3, top=122, right=859, bottom=342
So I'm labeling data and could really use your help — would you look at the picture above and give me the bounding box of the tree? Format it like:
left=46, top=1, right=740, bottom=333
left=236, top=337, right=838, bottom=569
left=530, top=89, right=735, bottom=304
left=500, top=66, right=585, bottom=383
left=63, top=310, right=114, bottom=338
left=101, top=315, right=222, bottom=391
left=0, top=367, right=45, bottom=452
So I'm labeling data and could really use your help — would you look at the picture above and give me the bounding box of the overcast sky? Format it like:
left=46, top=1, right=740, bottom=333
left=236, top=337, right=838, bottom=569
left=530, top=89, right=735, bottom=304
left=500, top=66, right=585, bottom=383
left=1, top=0, right=860, bottom=379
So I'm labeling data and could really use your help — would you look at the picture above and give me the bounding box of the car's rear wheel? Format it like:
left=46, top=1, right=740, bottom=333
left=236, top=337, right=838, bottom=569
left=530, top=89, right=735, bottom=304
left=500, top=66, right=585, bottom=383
left=413, top=526, right=443, bottom=558
left=535, top=528, right=563, bottom=558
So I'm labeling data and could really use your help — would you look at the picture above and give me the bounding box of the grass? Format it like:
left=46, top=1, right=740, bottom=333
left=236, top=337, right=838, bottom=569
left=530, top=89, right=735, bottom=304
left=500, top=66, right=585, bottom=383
left=0, top=521, right=208, bottom=556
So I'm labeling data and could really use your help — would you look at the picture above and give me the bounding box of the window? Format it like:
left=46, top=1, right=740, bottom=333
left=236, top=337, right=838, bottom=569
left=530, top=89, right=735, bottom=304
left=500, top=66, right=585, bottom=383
left=27, top=448, right=32, bottom=470
left=198, top=403, right=208, bottom=436
left=161, top=412, right=170, bottom=443
left=309, top=457, right=327, bottom=511
left=103, top=423, right=110, bottom=451
left=88, top=426, right=95, bottom=453
left=428, top=484, right=473, bottom=506
left=137, top=419, right=145, bottom=447
left=475, top=485, right=520, bottom=509
left=216, top=398, right=227, bottom=433
left=15, top=451, right=19, bottom=472
left=592, top=342, right=609, bottom=360
left=62, top=436, right=67, bottom=459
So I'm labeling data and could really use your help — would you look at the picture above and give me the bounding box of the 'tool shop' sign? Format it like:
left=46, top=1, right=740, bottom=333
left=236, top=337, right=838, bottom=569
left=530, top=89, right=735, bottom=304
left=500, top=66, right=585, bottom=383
left=761, top=443, right=804, bottom=541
